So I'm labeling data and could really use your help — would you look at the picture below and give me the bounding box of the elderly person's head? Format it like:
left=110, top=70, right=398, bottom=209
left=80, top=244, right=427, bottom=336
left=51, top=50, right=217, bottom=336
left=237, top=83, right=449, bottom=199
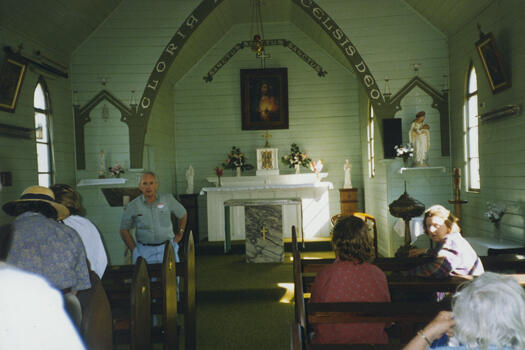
left=50, top=184, right=82, bottom=216
left=2, top=186, right=69, bottom=221
left=423, top=204, right=460, bottom=243
left=451, top=272, right=525, bottom=348
left=331, top=215, right=373, bottom=263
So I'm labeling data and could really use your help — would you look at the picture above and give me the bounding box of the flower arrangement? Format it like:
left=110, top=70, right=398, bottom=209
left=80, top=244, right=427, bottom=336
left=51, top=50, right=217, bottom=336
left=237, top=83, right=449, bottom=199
left=310, top=159, right=324, bottom=174
left=394, top=144, right=414, bottom=162
left=214, top=166, right=224, bottom=177
left=222, top=146, right=254, bottom=172
left=485, top=201, right=505, bottom=223
left=281, top=143, right=312, bottom=168
left=108, top=164, right=125, bottom=178
left=214, top=166, right=224, bottom=186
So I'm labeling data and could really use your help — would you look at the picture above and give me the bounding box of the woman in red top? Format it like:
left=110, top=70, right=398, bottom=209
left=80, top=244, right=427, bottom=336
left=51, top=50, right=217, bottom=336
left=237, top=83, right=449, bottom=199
left=310, top=215, right=391, bottom=344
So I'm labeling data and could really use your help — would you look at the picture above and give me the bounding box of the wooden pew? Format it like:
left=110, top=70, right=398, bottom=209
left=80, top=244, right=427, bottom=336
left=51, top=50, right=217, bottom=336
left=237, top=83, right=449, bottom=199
left=147, top=231, right=196, bottom=350
left=291, top=227, right=447, bottom=348
left=103, top=257, right=151, bottom=349
left=77, top=270, right=113, bottom=350
left=301, top=254, right=525, bottom=295
left=103, top=231, right=196, bottom=350
left=149, top=240, right=178, bottom=349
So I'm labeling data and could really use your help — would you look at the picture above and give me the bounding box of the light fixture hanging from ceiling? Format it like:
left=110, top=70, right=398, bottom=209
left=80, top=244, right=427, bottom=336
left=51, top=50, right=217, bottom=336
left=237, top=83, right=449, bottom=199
left=250, top=0, right=271, bottom=62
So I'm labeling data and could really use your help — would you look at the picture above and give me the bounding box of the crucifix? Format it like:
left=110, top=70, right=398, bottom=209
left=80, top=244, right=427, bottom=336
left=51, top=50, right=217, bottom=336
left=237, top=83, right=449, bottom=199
left=260, top=225, right=268, bottom=241
left=258, top=50, right=271, bottom=68
left=448, top=168, right=468, bottom=225
left=262, top=130, right=271, bottom=147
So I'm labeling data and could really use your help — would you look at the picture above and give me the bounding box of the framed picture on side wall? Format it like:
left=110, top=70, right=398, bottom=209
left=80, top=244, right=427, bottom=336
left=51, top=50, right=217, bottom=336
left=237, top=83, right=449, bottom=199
left=0, top=53, right=27, bottom=113
left=475, top=32, right=510, bottom=94
left=241, top=68, right=288, bottom=130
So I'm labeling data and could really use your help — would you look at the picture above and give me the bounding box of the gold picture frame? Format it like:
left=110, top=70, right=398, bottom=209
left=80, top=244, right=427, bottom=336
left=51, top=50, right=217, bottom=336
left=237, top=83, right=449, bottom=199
left=0, top=54, right=27, bottom=113
left=476, top=32, right=510, bottom=94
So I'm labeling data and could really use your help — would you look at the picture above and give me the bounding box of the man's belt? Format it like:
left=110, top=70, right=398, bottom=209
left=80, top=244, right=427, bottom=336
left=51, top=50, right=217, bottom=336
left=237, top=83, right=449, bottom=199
left=138, top=240, right=169, bottom=247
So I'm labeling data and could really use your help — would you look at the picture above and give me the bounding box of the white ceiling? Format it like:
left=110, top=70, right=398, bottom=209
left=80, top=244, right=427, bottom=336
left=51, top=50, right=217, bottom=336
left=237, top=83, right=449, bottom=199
left=0, top=0, right=495, bottom=69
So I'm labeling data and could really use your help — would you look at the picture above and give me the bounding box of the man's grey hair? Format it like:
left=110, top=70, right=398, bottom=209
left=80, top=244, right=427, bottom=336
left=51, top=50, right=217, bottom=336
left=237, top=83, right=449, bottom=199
left=139, top=171, right=158, bottom=183
left=451, top=272, right=525, bottom=349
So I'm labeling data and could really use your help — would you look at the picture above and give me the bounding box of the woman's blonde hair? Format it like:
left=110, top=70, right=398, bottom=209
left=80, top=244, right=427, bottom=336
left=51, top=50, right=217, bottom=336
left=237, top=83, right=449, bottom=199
left=50, top=184, right=82, bottom=216
left=331, top=215, right=373, bottom=263
left=423, top=204, right=460, bottom=235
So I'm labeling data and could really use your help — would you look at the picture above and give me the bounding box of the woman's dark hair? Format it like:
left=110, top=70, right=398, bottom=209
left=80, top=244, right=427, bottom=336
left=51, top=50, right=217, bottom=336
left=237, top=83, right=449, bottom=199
left=331, top=215, right=373, bottom=263
left=0, top=223, right=13, bottom=260
left=50, top=184, right=82, bottom=216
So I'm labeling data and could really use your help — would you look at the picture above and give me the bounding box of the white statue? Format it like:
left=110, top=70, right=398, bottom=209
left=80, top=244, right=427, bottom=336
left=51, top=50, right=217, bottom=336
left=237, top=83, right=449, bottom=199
left=186, top=165, right=194, bottom=194
left=409, top=111, right=430, bottom=166
left=98, top=150, right=106, bottom=177
left=343, top=159, right=352, bottom=188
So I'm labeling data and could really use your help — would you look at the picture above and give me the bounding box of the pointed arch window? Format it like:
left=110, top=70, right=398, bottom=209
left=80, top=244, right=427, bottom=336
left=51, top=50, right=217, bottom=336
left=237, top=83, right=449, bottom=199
left=34, top=79, right=53, bottom=186
left=367, top=103, right=375, bottom=178
left=466, top=65, right=480, bottom=191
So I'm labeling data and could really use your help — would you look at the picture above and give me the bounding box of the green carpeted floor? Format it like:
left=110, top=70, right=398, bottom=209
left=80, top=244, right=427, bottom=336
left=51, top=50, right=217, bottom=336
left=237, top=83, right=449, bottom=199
left=195, top=252, right=296, bottom=349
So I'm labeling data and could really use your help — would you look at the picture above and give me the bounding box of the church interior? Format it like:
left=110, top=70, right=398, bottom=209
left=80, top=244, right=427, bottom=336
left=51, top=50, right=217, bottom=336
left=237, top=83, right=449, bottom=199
left=1, top=0, right=525, bottom=349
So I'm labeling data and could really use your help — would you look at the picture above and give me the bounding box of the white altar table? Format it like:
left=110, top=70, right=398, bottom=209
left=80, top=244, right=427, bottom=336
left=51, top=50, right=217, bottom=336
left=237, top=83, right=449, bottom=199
left=200, top=173, right=333, bottom=242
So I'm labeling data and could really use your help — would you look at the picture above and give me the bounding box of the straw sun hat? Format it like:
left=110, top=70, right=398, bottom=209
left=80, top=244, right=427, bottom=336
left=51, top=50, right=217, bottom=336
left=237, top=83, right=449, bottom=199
left=2, top=186, right=70, bottom=221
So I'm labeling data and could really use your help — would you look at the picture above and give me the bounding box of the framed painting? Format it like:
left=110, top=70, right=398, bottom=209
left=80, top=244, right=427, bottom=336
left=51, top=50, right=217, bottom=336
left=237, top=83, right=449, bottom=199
left=241, top=68, right=288, bottom=130
left=476, top=32, right=510, bottom=94
left=0, top=53, right=27, bottom=112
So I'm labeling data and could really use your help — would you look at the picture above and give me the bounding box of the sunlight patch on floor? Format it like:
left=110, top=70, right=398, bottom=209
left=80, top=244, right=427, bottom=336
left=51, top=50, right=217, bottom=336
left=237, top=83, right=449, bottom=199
left=277, top=283, right=294, bottom=303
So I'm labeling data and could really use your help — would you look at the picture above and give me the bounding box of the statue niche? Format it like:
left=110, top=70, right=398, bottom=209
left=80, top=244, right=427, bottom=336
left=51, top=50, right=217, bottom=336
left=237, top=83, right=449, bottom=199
left=74, top=90, right=145, bottom=170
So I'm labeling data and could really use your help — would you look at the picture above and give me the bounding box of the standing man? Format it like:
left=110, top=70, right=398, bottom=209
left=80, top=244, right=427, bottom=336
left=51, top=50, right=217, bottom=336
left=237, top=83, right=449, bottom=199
left=120, top=172, right=188, bottom=263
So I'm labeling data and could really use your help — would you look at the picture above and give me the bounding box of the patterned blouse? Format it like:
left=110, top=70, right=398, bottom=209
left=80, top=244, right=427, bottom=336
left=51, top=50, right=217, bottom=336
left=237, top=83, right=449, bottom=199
left=409, top=231, right=484, bottom=278
left=7, top=212, right=91, bottom=291
left=310, top=259, right=391, bottom=344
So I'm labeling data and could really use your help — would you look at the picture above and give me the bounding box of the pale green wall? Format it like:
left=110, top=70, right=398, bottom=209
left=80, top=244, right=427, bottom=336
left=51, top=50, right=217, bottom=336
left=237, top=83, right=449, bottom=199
left=4, top=0, right=524, bottom=263
left=0, top=27, right=76, bottom=225
left=173, top=22, right=362, bottom=240
left=448, top=0, right=525, bottom=242
left=70, top=0, right=192, bottom=263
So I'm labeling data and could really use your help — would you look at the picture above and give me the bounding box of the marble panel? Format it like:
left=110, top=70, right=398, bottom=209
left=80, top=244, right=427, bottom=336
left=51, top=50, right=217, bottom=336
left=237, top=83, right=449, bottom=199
left=245, top=205, right=283, bottom=263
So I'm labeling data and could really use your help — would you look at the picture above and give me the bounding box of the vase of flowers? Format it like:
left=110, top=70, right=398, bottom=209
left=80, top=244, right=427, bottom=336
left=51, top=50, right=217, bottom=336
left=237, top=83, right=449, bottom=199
left=310, top=159, right=324, bottom=180
left=223, top=146, right=253, bottom=175
left=486, top=201, right=506, bottom=241
left=394, top=144, right=414, bottom=167
left=282, top=143, right=312, bottom=174
left=108, top=164, right=125, bottom=178
left=214, top=166, right=224, bottom=187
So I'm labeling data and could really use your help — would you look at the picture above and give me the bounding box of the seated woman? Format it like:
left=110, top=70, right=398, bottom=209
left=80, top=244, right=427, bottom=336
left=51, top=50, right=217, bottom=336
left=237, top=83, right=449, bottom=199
left=403, top=272, right=525, bottom=350
left=409, top=205, right=484, bottom=278
left=51, top=184, right=108, bottom=278
left=310, top=215, right=391, bottom=344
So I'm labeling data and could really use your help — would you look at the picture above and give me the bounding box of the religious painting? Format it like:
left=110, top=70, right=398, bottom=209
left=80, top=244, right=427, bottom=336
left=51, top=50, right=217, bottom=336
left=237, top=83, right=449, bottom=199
left=241, top=68, right=288, bottom=130
left=0, top=54, right=27, bottom=113
left=476, top=32, right=510, bottom=94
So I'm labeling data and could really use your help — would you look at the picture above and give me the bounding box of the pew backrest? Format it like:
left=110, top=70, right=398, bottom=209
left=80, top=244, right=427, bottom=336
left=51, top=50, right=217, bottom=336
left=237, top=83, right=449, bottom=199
left=130, top=257, right=151, bottom=350
left=77, top=270, right=113, bottom=350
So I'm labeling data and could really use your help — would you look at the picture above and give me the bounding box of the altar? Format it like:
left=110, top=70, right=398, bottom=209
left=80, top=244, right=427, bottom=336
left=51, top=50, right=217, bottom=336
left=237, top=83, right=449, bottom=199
left=200, top=173, right=333, bottom=243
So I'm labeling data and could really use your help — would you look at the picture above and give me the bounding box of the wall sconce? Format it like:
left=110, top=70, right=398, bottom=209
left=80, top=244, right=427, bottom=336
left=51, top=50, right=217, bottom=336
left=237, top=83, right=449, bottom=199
left=130, top=89, right=137, bottom=107
left=383, top=76, right=391, bottom=100
left=413, top=63, right=421, bottom=76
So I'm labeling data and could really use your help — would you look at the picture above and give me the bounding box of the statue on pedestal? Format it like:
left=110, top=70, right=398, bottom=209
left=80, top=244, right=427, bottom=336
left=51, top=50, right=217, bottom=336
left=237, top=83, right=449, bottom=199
left=98, top=150, right=106, bottom=178
left=343, top=160, right=352, bottom=188
left=186, top=165, right=194, bottom=194
left=409, top=111, right=430, bottom=166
